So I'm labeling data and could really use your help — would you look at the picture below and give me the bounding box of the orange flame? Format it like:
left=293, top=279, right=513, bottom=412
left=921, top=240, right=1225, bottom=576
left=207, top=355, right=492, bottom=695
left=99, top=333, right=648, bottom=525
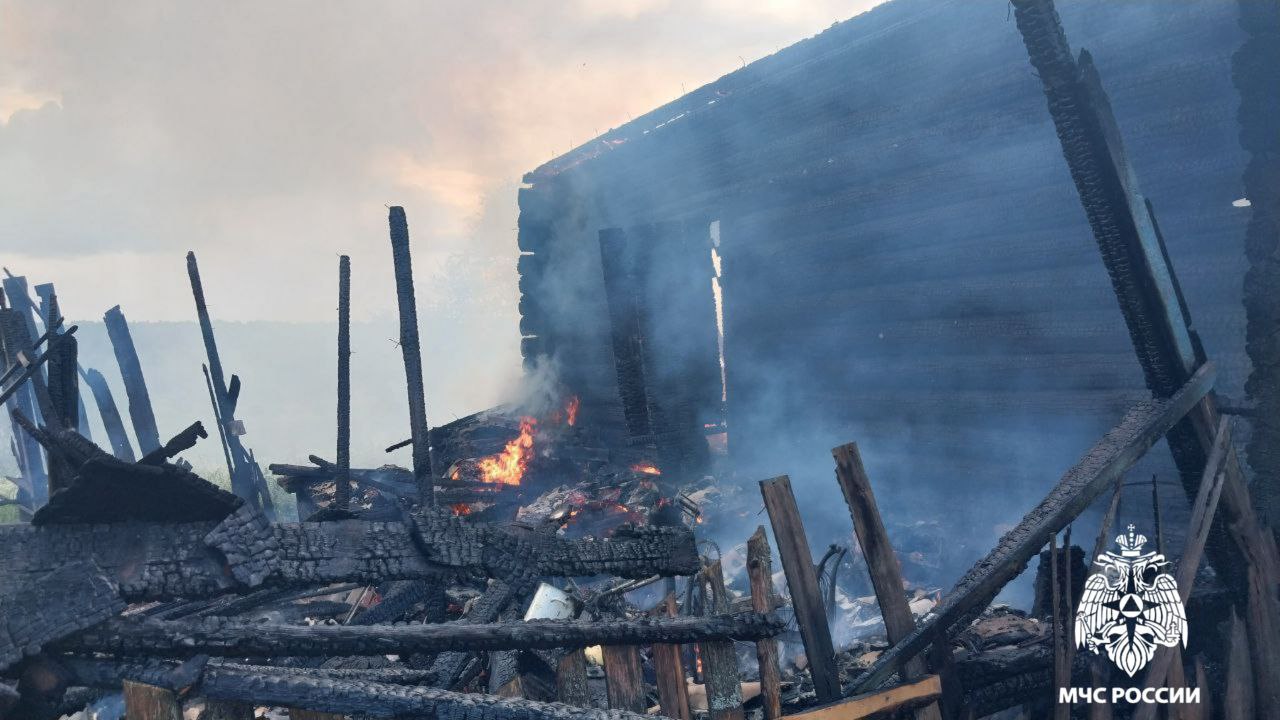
left=566, top=396, right=580, bottom=426
left=477, top=417, right=537, bottom=485
left=631, top=463, right=661, bottom=476
left=451, top=503, right=472, bottom=516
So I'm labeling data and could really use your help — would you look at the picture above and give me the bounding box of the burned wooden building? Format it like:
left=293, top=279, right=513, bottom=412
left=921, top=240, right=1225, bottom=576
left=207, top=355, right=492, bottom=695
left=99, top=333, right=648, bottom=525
left=515, top=0, right=1270, bottom=537
left=3, top=0, right=1280, bottom=719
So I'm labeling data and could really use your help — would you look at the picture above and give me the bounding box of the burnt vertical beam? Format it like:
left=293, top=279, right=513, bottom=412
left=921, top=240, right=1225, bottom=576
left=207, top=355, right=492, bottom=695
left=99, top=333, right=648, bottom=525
left=186, top=252, right=273, bottom=517
left=387, top=207, right=433, bottom=506
left=699, top=560, right=743, bottom=720
left=759, top=475, right=840, bottom=703
left=554, top=650, right=590, bottom=707
left=0, top=308, right=46, bottom=509
left=34, top=286, right=90, bottom=440
left=2, top=276, right=42, bottom=350
left=746, top=528, right=781, bottom=720
left=832, top=443, right=944, bottom=720
left=651, top=593, right=691, bottom=720
left=104, top=305, right=162, bottom=455
left=335, top=255, right=352, bottom=512
left=79, top=367, right=135, bottom=461
left=1011, top=0, right=1280, bottom=708
left=44, top=321, right=79, bottom=494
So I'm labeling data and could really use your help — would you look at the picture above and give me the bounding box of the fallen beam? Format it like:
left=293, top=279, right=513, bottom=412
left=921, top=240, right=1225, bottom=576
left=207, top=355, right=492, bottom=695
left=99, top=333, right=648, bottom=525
left=851, top=362, right=1215, bottom=692
left=103, top=305, right=161, bottom=455
left=59, top=611, right=783, bottom=657
left=0, top=510, right=697, bottom=607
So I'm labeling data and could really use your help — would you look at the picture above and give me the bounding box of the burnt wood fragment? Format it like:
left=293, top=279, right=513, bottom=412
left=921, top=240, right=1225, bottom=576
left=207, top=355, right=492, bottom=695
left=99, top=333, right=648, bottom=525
left=335, top=255, right=352, bottom=512
left=759, top=476, right=840, bottom=703
left=103, top=305, right=161, bottom=455
left=79, top=367, right=135, bottom=462
left=138, top=422, right=209, bottom=466
left=698, top=560, right=743, bottom=720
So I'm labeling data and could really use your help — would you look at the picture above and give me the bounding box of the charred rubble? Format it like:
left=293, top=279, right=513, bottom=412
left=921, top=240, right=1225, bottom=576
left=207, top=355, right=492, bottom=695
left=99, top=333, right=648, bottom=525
left=3, top=1, right=1280, bottom=720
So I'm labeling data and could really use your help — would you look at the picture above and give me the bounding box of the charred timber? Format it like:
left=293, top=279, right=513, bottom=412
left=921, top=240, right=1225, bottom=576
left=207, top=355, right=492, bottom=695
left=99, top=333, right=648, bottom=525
left=63, top=658, right=653, bottom=720
left=387, top=207, right=434, bottom=505
left=60, top=611, right=783, bottom=658
left=79, top=367, right=135, bottom=462
left=103, top=305, right=161, bottom=455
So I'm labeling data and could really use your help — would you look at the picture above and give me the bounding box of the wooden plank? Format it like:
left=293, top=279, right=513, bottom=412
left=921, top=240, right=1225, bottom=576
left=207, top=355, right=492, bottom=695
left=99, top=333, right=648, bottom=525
left=652, top=594, right=691, bottom=720
left=783, top=675, right=941, bottom=720
left=699, top=560, right=744, bottom=720
left=122, top=680, right=181, bottom=720
left=760, top=475, right=840, bottom=703
left=555, top=649, right=590, bottom=707
left=852, top=363, right=1215, bottom=693
left=103, top=305, right=161, bottom=455
left=833, top=442, right=943, bottom=720
left=601, top=644, right=646, bottom=713
left=747, top=527, right=782, bottom=720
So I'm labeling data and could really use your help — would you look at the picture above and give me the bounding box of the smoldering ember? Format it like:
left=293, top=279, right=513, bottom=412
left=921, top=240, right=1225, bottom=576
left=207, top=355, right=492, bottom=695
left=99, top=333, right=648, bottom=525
left=1, top=1, right=1277, bottom=720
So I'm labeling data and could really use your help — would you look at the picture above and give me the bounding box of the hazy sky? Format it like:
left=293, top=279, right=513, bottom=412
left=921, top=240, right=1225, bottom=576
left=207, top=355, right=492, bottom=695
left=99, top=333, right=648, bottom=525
left=1, top=0, right=884, bottom=325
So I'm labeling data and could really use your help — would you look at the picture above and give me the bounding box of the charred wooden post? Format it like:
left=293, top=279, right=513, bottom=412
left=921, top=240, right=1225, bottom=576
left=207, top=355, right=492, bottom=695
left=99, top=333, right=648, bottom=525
left=746, top=528, right=781, bottom=720
left=79, top=368, right=135, bottom=461
left=335, top=254, right=352, bottom=512
left=601, top=644, right=646, bottom=713
left=386, top=207, right=434, bottom=506
left=122, top=680, right=180, bottom=720
left=651, top=593, right=691, bottom=720
left=0, top=308, right=48, bottom=507
left=699, top=560, right=743, bottom=720
left=831, top=443, right=944, bottom=720
left=759, top=475, right=840, bottom=703
left=1013, top=0, right=1280, bottom=706
left=852, top=364, right=1215, bottom=693
left=186, top=252, right=275, bottom=518
left=44, top=309, right=78, bottom=494
left=554, top=650, right=590, bottom=708
left=103, top=305, right=161, bottom=455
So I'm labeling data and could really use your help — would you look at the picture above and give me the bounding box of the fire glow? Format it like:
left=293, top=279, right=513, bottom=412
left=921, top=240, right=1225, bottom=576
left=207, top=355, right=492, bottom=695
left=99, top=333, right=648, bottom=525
left=631, top=463, right=661, bottom=476
left=566, top=395, right=580, bottom=426
left=478, top=417, right=537, bottom=485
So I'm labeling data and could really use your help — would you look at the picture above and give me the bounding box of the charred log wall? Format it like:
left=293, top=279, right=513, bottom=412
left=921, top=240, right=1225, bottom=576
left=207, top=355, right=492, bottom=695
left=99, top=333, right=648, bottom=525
left=515, top=0, right=1251, bottom=535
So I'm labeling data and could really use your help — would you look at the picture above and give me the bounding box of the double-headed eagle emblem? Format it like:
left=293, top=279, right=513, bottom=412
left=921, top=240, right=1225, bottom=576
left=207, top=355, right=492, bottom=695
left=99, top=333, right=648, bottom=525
left=1075, top=524, right=1187, bottom=677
